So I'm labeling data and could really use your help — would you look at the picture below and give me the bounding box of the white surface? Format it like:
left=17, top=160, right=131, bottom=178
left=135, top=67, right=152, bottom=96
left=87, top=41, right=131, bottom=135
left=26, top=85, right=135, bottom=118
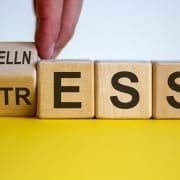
left=0, top=0, right=180, bottom=61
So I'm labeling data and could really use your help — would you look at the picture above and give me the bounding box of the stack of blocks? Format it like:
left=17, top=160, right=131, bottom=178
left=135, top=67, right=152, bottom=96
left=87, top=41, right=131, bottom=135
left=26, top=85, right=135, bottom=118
left=0, top=42, right=180, bottom=119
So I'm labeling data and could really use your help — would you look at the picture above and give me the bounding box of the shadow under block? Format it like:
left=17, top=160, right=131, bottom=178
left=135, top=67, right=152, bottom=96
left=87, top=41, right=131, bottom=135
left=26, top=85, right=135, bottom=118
left=37, top=60, right=94, bottom=118
left=0, top=42, right=37, bottom=65
left=0, top=65, right=36, bottom=116
left=95, top=62, right=152, bottom=119
left=153, top=62, right=180, bottom=119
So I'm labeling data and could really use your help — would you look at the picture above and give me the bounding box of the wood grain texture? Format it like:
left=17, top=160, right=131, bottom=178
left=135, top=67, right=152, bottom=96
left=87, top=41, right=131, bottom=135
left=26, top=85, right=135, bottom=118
left=0, top=65, right=36, bottom=116
left=0, top=42, right=37, bottom=65
left=153, top=62, right=180, bottom=119
left=37, top=60, right=94, bottom=118
left=95, top=61, right=152, bottom=119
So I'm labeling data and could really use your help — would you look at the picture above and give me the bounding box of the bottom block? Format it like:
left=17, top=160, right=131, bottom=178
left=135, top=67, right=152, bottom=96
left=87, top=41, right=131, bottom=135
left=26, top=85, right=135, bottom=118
left=37, top=60, right=94, bottom=118
left=95, top=61, right=152, bottom=119
left=153, top=62, right=180, bottom=119
left=0, top=65, right=36, bottom=116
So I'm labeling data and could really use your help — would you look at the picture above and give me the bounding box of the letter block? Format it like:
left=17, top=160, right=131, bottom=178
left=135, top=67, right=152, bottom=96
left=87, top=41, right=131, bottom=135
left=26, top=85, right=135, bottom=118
left=37, top=60, right=94, bottom=118
left=153, top=62, right=180, bottom=119
left=0, top=65, right=36, bottom=116
left=95, top=61, right=152, bottom=119
left=0, top=42, right=37, bottom=65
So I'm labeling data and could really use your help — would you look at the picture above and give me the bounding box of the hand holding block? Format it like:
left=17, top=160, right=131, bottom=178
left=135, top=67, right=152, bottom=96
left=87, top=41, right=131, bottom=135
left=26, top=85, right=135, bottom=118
left=0, top=42, right=37, bottom=65
left=95, top=61, right=152, bottom=119
left=153, top=62, right=180, bottom=119
left=37, top=60, right=94, bottom=118
left=0, top=65, right=36, bottom=116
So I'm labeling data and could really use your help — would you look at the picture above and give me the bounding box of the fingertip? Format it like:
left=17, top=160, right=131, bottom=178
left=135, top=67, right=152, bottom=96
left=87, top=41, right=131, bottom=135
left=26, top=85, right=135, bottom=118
left=36, top=41, right=55, bottom=59
left=35, top=18, right=58, bottom=59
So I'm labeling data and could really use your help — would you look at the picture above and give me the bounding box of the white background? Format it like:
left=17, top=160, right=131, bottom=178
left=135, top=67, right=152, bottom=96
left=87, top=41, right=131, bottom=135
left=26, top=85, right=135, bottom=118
left=0, top=0, right=180, bottom=61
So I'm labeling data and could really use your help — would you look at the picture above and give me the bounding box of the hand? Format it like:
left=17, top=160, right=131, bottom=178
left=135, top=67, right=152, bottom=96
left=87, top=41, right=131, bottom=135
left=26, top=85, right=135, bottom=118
left=34, top=0, right=83, bottom=59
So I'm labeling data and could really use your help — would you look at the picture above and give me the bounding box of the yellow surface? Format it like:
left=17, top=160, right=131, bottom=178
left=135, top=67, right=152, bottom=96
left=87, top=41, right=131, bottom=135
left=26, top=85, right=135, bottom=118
left=0, top=118, right=180, bottom=180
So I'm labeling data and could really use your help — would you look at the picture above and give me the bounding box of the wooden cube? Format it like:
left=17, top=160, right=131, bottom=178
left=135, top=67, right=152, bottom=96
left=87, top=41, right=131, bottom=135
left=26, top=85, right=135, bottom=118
left=0, top=42, right=37, bottom=65
left=37, top=60, right=94, bottom=118
left=0, top=65, right=36, bottom=116
left=153, top=62, right=180, bottom=119
left=95, top=61, right=152, bottom=119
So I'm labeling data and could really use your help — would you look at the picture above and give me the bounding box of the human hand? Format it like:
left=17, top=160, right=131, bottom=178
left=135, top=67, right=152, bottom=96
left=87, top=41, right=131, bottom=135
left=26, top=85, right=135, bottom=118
left=34, top=0, right=83, bottom=59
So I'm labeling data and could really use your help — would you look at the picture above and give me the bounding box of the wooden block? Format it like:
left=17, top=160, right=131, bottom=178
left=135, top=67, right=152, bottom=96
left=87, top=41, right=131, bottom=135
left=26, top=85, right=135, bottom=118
left=37, top=60, right=94, bottom=118
left=0, top=65, right=36, bottom=116
left=0, top=42, right=37, bottom=65
left=95, top=61, right=152, bottom=119
left=153, top=62, right=180, bottom=119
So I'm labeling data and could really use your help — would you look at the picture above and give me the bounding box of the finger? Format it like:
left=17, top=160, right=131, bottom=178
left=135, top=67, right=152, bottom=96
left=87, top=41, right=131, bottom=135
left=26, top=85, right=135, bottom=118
left=35, top=0, right=64, bottom=59
left=53, top=0, right=83, bottom=57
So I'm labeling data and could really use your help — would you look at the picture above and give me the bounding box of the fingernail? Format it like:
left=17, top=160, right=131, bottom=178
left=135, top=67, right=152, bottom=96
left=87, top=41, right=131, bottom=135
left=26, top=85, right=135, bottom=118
left=52, top=48, right=62, bottom=59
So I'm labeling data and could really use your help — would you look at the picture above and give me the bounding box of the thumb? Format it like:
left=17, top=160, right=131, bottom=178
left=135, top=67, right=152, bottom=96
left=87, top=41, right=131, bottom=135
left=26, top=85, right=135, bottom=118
left=35, top=0, right=63, bottom=59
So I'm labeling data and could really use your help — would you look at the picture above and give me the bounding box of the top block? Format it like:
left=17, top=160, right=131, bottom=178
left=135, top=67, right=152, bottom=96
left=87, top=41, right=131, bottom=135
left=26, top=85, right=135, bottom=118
left=0, top=42, right=37, bottom=65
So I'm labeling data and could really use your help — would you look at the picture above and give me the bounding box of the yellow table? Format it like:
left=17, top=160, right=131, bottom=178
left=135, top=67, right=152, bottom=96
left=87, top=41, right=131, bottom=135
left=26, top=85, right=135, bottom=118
left=0, top=118, right=180, bottom=180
